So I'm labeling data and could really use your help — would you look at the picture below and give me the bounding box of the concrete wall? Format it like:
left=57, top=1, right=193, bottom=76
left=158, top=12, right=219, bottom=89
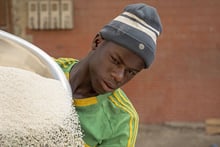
left=12, top=0, right=220, bottom=124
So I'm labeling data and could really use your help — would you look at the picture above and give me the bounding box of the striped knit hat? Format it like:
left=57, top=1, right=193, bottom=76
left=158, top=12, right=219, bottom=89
left=100, top=3, right=162, bottom=68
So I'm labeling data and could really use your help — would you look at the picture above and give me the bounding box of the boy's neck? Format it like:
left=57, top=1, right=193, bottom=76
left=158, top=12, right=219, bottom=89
left=69, top=59, right=98, bottom=99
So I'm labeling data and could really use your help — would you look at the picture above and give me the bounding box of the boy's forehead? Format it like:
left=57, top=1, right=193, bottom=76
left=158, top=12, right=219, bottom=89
left=103, top=41, right=145, bottom=69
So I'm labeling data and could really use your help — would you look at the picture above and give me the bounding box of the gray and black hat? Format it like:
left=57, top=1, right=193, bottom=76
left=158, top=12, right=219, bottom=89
left=100, top=3, right=162, bottom=68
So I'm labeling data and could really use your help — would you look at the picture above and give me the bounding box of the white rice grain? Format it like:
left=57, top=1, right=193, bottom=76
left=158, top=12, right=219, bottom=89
left=0, top=66, right=83, bottom=146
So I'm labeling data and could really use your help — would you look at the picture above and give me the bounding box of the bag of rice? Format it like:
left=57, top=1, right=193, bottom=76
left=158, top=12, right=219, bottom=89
left=0, top=66, right=84, bottom=146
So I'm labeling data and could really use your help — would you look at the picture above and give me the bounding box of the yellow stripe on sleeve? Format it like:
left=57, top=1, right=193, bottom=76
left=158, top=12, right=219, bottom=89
left=74, top=97, right=98, bottom=107
left=84, top=143, right=91, bottom=147
left=109, top=94, right=137, bottom=147
left=117, top=90, right=139, bottom=144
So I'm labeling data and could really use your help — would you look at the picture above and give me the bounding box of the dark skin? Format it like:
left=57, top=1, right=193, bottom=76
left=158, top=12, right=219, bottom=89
left=69, top=34, right=145, bottom=98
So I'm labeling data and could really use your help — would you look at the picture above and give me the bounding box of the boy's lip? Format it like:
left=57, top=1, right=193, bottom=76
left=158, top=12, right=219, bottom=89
left=101, top=80, right=115, bottom=92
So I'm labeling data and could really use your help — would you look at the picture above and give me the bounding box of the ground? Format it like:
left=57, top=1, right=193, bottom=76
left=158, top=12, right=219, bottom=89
left=136, top=123, right=220, bottom=147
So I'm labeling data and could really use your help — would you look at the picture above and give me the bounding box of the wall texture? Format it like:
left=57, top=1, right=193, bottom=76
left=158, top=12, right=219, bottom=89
left=13, top=0, right=220, bottom=124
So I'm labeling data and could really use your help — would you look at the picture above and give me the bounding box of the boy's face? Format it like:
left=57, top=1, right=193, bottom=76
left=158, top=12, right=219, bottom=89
left=89, top=40, right=145, bottom=94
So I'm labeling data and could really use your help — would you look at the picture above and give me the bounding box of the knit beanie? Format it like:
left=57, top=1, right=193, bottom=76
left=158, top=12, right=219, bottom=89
left=100, top=3, right=162, bottom=68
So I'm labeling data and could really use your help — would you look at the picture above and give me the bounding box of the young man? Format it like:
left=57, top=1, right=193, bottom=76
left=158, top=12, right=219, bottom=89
left=56, top=3, right=162, bottom=147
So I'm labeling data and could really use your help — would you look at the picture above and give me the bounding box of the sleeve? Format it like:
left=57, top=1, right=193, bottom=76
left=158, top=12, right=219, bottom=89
left=98, top=89, right=139, bottom=147
left=54, top=58, right=79, bottom=79
left=54, top=58, right=78, bottom=72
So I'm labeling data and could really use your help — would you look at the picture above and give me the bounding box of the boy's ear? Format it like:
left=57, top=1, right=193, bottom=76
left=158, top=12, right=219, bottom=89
left=91, top=33, right=104, bottom=50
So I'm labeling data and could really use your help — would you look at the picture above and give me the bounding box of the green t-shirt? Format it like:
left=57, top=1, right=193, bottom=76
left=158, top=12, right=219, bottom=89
left=55, top=58, right=139, bottom=147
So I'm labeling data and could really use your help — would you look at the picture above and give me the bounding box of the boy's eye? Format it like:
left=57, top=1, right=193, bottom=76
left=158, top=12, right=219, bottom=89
left=111, top=56, right=120, bottom=65
left=126, top=69, right=137, bottom=76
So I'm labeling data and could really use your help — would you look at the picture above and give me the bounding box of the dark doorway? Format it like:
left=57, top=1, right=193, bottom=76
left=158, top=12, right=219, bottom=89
left=0, top=0, right=13, bottom=33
